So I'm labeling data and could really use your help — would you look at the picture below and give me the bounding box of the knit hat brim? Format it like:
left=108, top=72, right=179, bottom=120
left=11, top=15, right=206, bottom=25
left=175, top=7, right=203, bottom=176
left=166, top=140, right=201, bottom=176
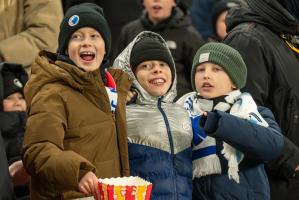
left=130, top=37, right=175, bottom=79
left=131, top=49, right=173, bottom=71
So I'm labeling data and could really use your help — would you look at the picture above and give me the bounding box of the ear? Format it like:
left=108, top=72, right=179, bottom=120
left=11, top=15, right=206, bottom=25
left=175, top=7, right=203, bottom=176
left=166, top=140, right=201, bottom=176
left=173, top=0, right=177, bottom=7
left=231, top=83, right=237, bottom=89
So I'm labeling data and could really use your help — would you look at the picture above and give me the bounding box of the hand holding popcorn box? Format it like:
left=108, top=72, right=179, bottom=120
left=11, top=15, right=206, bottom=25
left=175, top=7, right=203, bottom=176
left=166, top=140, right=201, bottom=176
left=98, top=176, right=152, bottom=200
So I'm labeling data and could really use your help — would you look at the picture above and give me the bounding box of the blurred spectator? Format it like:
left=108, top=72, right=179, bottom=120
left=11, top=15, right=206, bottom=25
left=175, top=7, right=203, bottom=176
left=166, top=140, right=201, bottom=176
left=117, top=0, right=205, bottom=100
left=0, top=62, right=29, bottom=199
left=210, top=0, right=240, bottom=41
left=0, top=0, right=63, bottom=75
left=224, top=0, right=299, bottom=199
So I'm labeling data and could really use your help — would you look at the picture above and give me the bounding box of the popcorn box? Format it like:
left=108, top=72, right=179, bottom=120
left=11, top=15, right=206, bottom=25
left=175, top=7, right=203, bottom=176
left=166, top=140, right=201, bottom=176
left=98, top=176, right=152, bottom=200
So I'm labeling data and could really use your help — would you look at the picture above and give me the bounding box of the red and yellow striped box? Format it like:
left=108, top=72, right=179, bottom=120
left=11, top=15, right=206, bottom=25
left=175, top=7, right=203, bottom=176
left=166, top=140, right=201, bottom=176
left=98, top=176, right=152, bottom=200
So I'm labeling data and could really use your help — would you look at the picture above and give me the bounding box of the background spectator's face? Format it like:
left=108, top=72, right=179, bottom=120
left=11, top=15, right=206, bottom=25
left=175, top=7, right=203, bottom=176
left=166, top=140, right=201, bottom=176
left=3, top=92, right=26, bottom=112
left=216, top=10, right=228, bottom=40
left=143, top=0, right=176, bottom=24
left=194, top=62, right=236, bottom=99
left=135, top=60, right=172, bottom=97
left=67, top=27, right=106, bottom=72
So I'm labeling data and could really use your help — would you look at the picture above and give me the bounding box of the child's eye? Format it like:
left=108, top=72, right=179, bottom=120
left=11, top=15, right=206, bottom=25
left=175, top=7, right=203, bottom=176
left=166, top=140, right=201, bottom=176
left=196, top=67, right=205, bottom=72
left=159, top=62, right=168, bottom=67
left=91, top=34, right=100, bottom=38
left=18, top=96, right=25, bottom=100
left=141, top=64, right=153, bottom=70
left=5, top=96, right=13, bottom=100
left=213, top=67, right=222, bottom=72
left=71, top=34, right=81, bottom=39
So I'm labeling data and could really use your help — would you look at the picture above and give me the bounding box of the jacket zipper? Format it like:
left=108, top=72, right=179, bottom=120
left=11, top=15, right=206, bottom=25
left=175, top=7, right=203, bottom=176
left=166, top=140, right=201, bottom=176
left=157, top=98, right=177, bottom=200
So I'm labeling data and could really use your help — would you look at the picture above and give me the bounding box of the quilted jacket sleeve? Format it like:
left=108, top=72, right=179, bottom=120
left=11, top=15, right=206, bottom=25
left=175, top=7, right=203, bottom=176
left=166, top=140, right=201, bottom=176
left=22, top=91, right=95, bottom=191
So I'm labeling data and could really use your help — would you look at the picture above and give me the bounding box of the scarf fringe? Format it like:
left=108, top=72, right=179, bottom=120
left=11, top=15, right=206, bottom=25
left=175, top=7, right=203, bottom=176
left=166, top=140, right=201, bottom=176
left=193, top=154, right=221, bottom=179
left=222, top=142, right=242, bottom=183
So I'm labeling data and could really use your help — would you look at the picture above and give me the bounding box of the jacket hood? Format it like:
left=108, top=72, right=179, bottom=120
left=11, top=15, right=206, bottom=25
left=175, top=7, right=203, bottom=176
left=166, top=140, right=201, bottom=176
left=113, top=31, right=177, bottom=104
left=226, top=0, right=299, bottom=34
left=141, top=7, right=191, bottom=31
left=24, top=51, right=102, bottom=108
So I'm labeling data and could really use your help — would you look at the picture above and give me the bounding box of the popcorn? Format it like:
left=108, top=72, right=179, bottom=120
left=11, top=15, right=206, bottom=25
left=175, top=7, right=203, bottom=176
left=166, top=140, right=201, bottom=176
left=98, top=176, right=152, bottom=200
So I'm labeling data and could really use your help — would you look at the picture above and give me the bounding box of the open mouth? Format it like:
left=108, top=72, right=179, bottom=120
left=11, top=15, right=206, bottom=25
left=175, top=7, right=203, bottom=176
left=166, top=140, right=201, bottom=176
left=80, top=51, right=95, bottom=61
left=202, top=82, right=213, bottom=88
left=149, top=78, right=166, bottom=86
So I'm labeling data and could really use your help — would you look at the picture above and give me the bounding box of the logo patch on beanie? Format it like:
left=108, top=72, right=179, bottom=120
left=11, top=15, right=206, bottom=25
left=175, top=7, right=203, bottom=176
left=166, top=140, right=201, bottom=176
left=199, top=53, right=210, bottom=63
left=13, top=78, right=23, bottom=88
left=68, top=15, right=79, bottom=26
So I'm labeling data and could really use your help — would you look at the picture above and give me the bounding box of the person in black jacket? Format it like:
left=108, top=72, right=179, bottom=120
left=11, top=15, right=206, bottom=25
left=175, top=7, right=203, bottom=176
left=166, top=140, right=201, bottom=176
left=117, top=0, right=205, bottom=100
left=223, top=0, right=299, bottom=199
left=0, top=62, right=29, bottom=199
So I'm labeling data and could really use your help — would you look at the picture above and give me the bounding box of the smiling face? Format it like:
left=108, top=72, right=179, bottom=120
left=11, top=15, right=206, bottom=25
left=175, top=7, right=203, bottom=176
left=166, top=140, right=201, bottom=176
left=134, top=60, right=172, bottom=97
left=3, top=92, right=26, bottom=112
left=194, top=62, right=236, bottom=99
left=67, top=27, right=106, bottom=72
left=143, top=0, right=176, bottom=24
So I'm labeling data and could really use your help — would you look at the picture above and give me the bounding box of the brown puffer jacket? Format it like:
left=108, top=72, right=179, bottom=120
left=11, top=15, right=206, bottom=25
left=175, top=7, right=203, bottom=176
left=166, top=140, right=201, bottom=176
left=22, top=51, right=131, bottom=199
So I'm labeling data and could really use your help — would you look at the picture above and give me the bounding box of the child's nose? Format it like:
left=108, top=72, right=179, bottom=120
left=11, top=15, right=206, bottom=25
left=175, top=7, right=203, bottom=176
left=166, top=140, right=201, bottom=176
left=14, top=99, right=22, bottom=105
left=81, top=37, right=92, bottom=46
left=203, top=70, right=211, bottom=78
left=152, top=63, right=163, bottom=73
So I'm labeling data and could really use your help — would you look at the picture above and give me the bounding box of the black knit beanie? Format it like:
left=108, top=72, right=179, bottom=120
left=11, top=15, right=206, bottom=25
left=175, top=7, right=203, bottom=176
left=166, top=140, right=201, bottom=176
left=3, top=72, right=24, bottom=98
left=191, top=42, right=247, bottom=90
left=58, top=3, right=111, bottom=56
left=1, top=63, right=28, bottom=99
left=130, top=37, right=174, bottom=77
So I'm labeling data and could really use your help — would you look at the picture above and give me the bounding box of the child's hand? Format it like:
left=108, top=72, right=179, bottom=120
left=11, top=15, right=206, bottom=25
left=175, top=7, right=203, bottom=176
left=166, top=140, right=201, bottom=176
left=79, top=171, right=101, bottom=200
left=202, top=112, right=208, bottom=116
left=126, top=90, right=137, bottom=103
left=9, top=160, right=30, bottom=186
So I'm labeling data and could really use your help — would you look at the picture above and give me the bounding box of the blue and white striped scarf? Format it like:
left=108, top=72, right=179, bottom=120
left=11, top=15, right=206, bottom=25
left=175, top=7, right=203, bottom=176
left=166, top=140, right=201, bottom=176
left=182, top=90, right=268, bottom=183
